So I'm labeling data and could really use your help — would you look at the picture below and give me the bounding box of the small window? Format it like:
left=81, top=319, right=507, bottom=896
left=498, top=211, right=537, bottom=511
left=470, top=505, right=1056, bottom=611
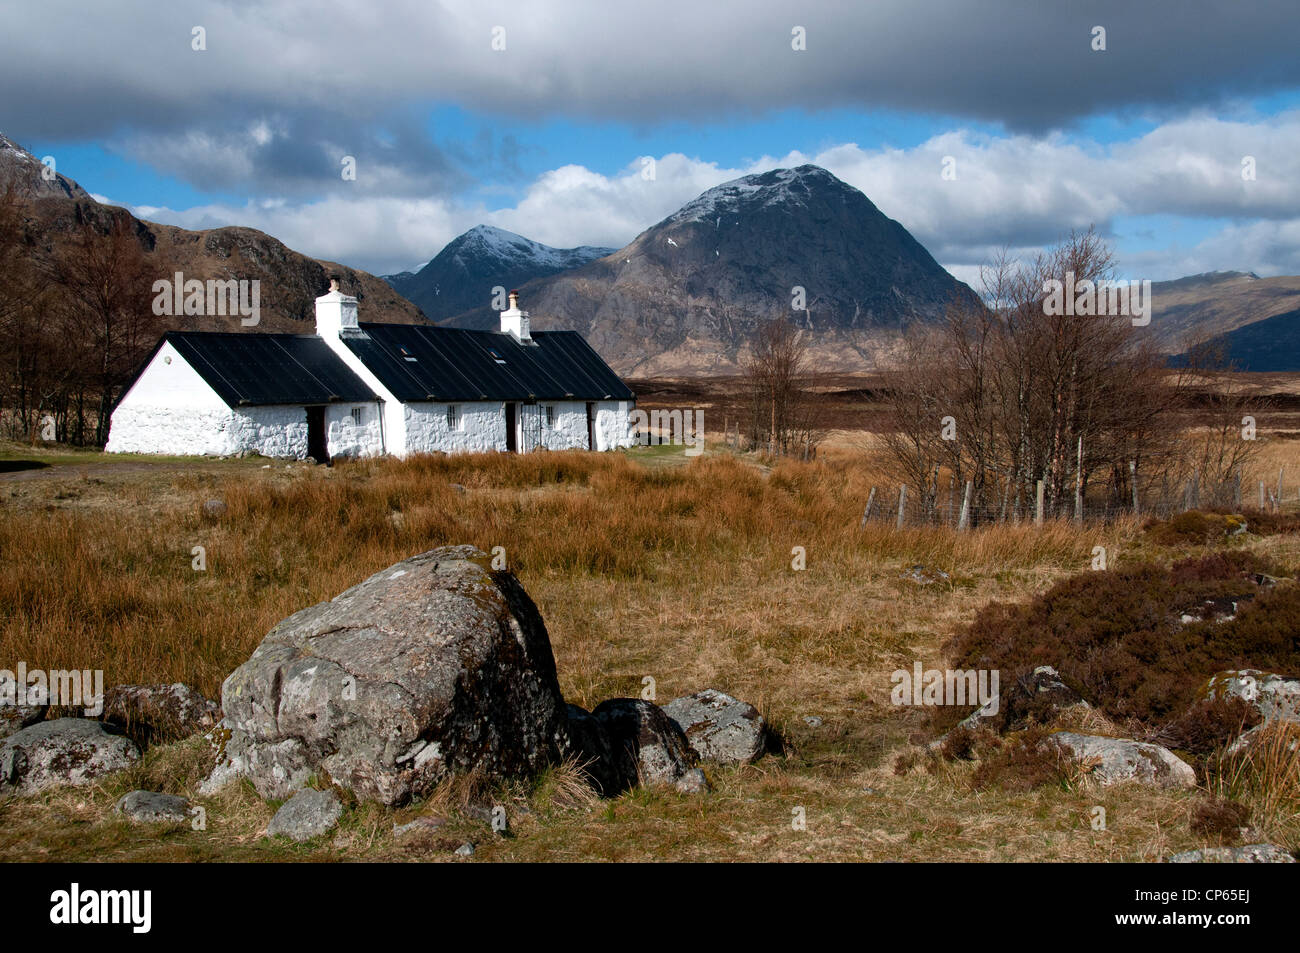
left=400, top=346, right=418, bottom=362
left=543, top=405, right=555, bottom=429
left=487, top=347, right=506, bottom=364
left=350, top=407, right=364, bottom=426
left=446, top=404, right=462, bottom=431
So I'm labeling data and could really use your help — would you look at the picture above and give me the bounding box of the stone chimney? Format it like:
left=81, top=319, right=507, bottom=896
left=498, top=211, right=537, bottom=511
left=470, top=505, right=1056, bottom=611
left=315, top=275, right=360, bottom=337
left=500, top=289, right=533, bottom=344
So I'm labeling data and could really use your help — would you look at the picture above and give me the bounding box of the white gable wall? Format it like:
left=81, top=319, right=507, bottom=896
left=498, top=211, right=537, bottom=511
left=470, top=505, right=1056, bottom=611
left=107, top=341, right=238, bottom=455
left=594, top=401, right=637, bottom=451
left=314, top=289, right=405, bottom=456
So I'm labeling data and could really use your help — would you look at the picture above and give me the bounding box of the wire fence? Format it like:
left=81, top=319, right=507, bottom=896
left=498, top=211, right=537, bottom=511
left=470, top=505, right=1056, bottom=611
left=858, top=471, right=1293, bottom=529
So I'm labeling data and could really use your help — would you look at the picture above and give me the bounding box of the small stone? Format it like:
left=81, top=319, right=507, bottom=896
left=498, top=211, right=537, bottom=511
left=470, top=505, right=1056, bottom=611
left=661, top=689, right=766, bottom=765
left=393, top=815, right=447, bottom=839
left=674, top=768, right=710, bottom=794
left=1167, top=844, right=1294, bottom=863
left=454, top=842, right=475, bottom=856
left=803, top=716, right=823, bottom=728
left=115, top=790, right=192, bottom=824
left=266, top=788, right=343, bottom=842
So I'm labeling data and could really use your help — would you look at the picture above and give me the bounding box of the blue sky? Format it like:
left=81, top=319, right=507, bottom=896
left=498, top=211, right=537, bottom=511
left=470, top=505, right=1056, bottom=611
left=3, top=1, right=1300, bottom=284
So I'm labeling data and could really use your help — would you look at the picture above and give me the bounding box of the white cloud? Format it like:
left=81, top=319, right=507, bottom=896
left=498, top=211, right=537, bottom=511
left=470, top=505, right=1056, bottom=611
left=132, top=112, right=1300, bottom=280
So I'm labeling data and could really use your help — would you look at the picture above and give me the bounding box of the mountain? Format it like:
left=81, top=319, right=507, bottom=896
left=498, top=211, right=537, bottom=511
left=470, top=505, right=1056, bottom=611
left=1144, top=271, right=1300, bottom=355
left=1, top=133, right=425, bottom=332
left=1171, top=306, right=1300, bottom=371
left=0, top=133, right=92, bottom=201
left=384, top=225, right=615, bottom=320
left=443, top=165, right=979, bottom=375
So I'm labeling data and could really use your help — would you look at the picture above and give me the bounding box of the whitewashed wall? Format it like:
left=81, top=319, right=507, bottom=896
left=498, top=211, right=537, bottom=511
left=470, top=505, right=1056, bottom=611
left=405, top=401, right=507, bottom=454
left=107, top=341, right=235, bottom=455
left=594, top=401, right=636, bottom=451
left=326, top=403, right=385, bottom=459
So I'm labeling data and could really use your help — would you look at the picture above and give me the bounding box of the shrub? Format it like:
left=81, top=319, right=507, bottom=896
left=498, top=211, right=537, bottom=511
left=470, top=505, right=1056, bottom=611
left=945, top=551, right=1295, bottom=727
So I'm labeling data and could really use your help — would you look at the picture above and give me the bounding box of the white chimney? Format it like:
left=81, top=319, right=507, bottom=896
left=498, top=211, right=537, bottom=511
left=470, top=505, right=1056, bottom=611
left=500, top=289, right=533, bottom=343
left=315, top=276, right=359, bottom=337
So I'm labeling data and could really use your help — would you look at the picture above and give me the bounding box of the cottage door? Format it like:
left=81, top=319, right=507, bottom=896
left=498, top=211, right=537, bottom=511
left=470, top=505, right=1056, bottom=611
left=306, top=406, right=329, bottom=463
left=505, top=403, right=517, bottom=452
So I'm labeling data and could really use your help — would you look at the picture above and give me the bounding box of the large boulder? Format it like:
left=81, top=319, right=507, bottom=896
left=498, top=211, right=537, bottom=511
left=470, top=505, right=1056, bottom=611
left=565, top=699, right=698, bottom=795
left=0, top=719, right=139, bottom=794
left=661, top=689, right=766, bottom=765
left=102, top=683, right=220, bottom=747
left=1049, top=732, right=1196, bottom=788
left=203, top=547, right=569, bottom=806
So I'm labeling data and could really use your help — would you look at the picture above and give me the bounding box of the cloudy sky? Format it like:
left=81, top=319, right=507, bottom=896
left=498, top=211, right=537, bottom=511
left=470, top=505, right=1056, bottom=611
left=2, top=0, right=1298, bottom=286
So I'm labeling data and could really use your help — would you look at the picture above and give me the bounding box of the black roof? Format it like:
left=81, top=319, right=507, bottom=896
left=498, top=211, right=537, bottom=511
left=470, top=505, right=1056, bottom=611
left=341, top=324, right=635, bottom=402
left=148, top=332, right=378, bottom=407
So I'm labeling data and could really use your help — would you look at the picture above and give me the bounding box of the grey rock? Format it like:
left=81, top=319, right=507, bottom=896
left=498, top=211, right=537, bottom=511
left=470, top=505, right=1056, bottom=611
left=1167, top=844, right=1294, bottom=863
left=115, top=790, right=191, bottom=824
left=803, top=715, right=823, bottom=728
left=661, top=689, right=766, bottom=765
left=1204, top=669, right=1300, bottom=724
left=674, top=767, right=711, bottom=794
left=0, top=671, right=47, bottom=740
left=454, top=841, right=475, bottom=856
left=1049, top=732, right=1196, bottom=788
left=565, top=698, right=698, bottom=795
left=901, top=565, right=950, bottom=585
left=102, top=683, right=220, bottom=747
left=202, top=499, right=228, bottom=518
left=393, top=815, right=447, bottom=839
left=956, top=665, right=1089, bottom=736
left=204, top=546, right=569, bottom=805
left=267, top=788, right=342, bottom=842
left=0, top=718, right=139, bottom=794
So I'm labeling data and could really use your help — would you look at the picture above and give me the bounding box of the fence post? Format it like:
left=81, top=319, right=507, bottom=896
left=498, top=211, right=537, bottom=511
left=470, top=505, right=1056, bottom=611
left=958, top=480, right=972, bottom=531
left=1130, top=460, right=1139, bottom=517
left=860, top=487, right=876, bottom=528
left=896, top=485, right=907, bottom=530
left=1035, top=480, right=1044, bottom=527
left=1260, top=481, right=1266, bottom=510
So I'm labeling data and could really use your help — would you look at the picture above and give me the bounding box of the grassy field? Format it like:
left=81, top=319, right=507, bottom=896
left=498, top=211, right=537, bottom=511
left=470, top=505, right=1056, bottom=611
left=2, top=435, right=1298, bottom=862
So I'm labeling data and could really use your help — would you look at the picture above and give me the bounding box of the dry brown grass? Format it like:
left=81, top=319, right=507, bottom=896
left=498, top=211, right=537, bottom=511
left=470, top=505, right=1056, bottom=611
left=1, top=443, right=1296, bottom=862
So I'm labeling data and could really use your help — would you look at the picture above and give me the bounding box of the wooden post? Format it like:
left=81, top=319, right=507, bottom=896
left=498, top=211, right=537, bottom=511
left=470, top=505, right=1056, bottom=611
left=1130, top=460, right=1139, bottom=516
left=958, top=480, right=973, bottom=531
left=1075, top=436, right=1083, bottom=523
left=1035, top=479, right=1044, bottom=527
left=896, top=485, right=907, bottom=530
left=860, top=487, right=876, bottom=528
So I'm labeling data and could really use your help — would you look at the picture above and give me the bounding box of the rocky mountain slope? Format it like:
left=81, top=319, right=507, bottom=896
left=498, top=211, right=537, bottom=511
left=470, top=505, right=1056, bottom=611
left=1147, top=271, right=1300, bottom=361
left=1, top=134, right=425, bottom=332
left=444, top=165, right=980, bottom=375
left=384, top=225, right=614, bottom=321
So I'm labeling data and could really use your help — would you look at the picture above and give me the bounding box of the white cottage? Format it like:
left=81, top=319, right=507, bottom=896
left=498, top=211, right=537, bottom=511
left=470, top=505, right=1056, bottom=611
left=107, top=287, right=637, bottom=461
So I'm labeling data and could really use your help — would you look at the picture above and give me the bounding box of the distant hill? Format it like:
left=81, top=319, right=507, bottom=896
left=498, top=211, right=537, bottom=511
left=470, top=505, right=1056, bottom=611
left=1, top=133, right=426, bottom=332
left=445, top=165, right=979, bottom=375
left=1147, top=271, right=1300, bottom=356
left=384, top=225, right=615, bottom=320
